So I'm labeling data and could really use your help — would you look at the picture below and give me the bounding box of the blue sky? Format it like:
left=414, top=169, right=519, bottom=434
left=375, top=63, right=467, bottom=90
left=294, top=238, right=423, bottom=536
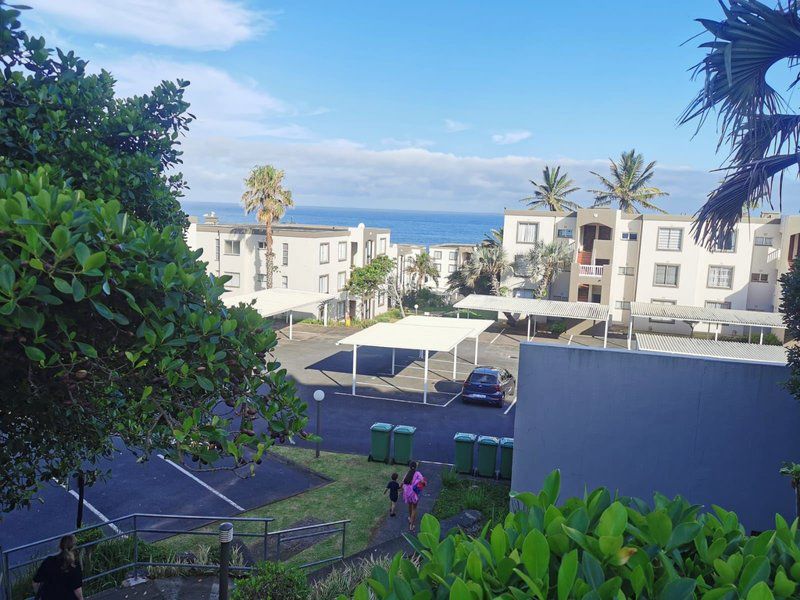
left=22, top=1, right=781, bottom=214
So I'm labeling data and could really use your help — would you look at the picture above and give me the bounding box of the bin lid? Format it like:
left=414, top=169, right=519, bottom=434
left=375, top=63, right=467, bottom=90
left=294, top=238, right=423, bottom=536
left=478, top=435, right=500, bottom=446
left=499, top=437, right=514, bottom=448
left=453, top=432, right=477, bottom=442
left=394, top=425, right=417, bottom=434
left=370, top=422, right=393, bottom=432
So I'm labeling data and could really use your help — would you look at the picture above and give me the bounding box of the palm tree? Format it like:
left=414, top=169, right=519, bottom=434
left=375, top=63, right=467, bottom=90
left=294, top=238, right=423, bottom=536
left=464, top=245, right=511, bottom=296
left=590, top=150, right=668, bottom=214
left=482, top=227, right=504, bottom=247
left=241, top=165, right=294, bottom=288
left=406, top=252, right=439, bottom=290
left=526, top=241, right=573, bottom=298
left=681, top=1, right=800, bottom=246
left=521, top=166, right=582, bottom=211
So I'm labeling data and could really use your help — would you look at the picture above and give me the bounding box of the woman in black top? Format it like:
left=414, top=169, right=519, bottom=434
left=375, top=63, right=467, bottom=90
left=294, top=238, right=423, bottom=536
left=33, top=535, right=83, bottom=600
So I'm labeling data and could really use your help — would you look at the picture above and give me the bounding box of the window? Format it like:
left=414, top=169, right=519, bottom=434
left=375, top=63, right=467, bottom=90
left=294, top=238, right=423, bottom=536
left=318, top=275, right=329, bottom=294
left=319, top=242, right=330, bottom=264
left=557, top=228, right=574, bottom=239
left=379, top=237, right=387, bottom=255
left=337, top=271, right=347, bottom=291
left=618, top=266, right=634, bottom=276
left=707, top=266, right=733, bottom=289
left=281, top=276, right=288, bottom=289
left=650, top=298, right=676, bottom=323
left=257, top=273, right=268, bottom=283
left=224, top=239, right=240, bottom=255
left=365, top=240, right=374, bottom=261
left=338, top=241, right=348, bottom=261
left=654, top=264, right=679, bottom=287
left=336, top=301, right=345, bottom=319
left=751, top=272, right=769, bottom=283
left=615, top=301, right=631, bottom=310
left=706, top=300, right=732, bottom=310
left=223, top=271, right=240, bottom=288
left=516, top=222, right=539, bottom=244
left=215, top=239, right=220, bottom=261
left=448, top=264, right=456, bottom=273
left=433, top=250, right=442, bottom=260
left=712, top=231, right=736, bottom=253
left=755, top=236, right=773, bottom=247
left=656, top=227, right=682, bottom=251
left=434, top=262, right=442, bottom=272
left=621, top=232, right=638, bottom=241
left=257, top=241, right=267, bottom=250
left=378, top=290, right=386, bottom=306
left=281, top=243, right=289, bottom=266
left=449, top=251, right=457, bottom=261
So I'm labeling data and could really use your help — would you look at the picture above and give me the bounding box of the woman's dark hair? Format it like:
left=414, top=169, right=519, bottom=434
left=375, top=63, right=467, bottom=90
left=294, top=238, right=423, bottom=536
left=58, top=535, right=77, bottom=572
left=403, top=461, right=418, bottom=485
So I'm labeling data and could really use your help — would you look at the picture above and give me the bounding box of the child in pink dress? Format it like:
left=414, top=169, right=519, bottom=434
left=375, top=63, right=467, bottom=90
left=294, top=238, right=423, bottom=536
left=402, top=461, right=426, bottom=532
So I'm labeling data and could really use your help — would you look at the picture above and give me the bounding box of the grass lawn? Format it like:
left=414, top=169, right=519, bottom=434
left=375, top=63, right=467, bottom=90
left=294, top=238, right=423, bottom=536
left=158, top=446, right=397, bottom=569
left=431, top=471, right=511, bottom=525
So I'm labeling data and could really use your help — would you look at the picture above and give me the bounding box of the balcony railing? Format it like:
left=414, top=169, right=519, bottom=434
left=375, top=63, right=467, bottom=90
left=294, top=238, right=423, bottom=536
left=579, top=265, right=604, bottom=277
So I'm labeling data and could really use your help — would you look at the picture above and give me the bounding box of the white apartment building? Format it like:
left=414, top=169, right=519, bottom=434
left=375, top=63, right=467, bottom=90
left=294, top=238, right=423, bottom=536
left=187, top=214, right=394, bottom=321
left=394, top=243, right=425, bottom=292
left=502, top=208, right=799, bottom=336
left=427, top=243, right=476, bottom=295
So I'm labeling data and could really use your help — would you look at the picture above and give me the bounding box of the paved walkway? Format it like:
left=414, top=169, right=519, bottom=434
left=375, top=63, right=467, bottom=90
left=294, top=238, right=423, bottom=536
left=90, top=576, right=226, bottom=600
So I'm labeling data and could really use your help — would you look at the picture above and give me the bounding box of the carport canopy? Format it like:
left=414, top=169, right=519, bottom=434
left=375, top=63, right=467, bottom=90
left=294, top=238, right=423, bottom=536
left=223, top=288, right=336, bottom=339
left=453, top=293, right=611, bottom=346
left=636, top=333, right=787, bottom=365
left=336, top=321, right=476, bottom=403
left=400, top=315, right=494, bottom=365
left=628, top=301, right=785, bottom=349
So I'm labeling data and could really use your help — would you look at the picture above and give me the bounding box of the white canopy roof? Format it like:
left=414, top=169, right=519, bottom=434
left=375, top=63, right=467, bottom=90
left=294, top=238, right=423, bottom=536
left=636, top=333, right=787, bottom=364
left=399, top=315, right=494, bottom=339
left=336, top=321, right=474, bottom=352
left=454, top=294, right=609, bottom=321
left=223, top=288, right=335, bottom=317
left=630, top=302, right=785, bottom=329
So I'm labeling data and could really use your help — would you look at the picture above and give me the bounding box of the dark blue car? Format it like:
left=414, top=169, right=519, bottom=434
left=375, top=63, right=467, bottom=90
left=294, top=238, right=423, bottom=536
left=462, top=367, right=516, bottom=407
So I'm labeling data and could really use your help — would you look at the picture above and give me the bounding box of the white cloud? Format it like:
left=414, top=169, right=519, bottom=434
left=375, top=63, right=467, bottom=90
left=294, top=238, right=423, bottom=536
left=27, top=0, right=269, bottom=51
left=380, top=138, right=435, bottom=149
left=444, top=118, right=470, bottom=132
left=177, top=136, right=726, bottom=215
left=491, top=130, right=532, bottom=145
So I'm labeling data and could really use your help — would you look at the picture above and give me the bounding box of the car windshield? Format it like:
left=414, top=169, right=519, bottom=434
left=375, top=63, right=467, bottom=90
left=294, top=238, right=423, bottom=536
left=469, top=372, right=498, bottom=384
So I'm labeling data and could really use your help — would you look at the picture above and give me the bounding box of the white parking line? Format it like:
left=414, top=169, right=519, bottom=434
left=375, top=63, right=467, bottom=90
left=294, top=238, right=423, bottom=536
left=66, top=490, right=122, bottom=534
left=332, top=391, right=448, bottom=407
left=346, top=378, right=456, bottom=395
left=157, top=454, right=245, bottom=511
left=490, top=328, right=506, bottom=344
left=503, top=397, right=518, bottom=415
left=442, top=392, right=462, bottom=407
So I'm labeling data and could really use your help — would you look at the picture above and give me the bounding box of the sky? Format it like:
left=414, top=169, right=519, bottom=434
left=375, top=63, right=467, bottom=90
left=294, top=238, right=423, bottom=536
left=21, top=0, right=795, bottom=215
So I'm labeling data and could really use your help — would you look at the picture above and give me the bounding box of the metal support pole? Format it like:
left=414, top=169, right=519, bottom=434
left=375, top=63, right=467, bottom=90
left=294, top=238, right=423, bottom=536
left=263, top=520, right=269, bottom=563
left=603, top=314, right=610, bottom=349
left=748, top=325, right=752, bottom=343
left=526, top=316, right=531, bottom=341
left=323, top=303, right=328, bottom=327
left=423, top=350, right=429, bottom=404
left=456, top=310, right=460, bottom=319
left=533, top=317, right=537, bottom=337
left=219, top=523, right=233, bottom=600
left=715, top=329, right=719, bottom=341
left=133, top=514, right=139, bottom=569
left=627, top=317, right=634, bottom=350
left=452, top=342, right=458, bottom=380
left=391, top=348, right=396, bottom=375
left=314, top=390, right=324, bottom=458
left=474, top=335, right=479, bottom=365
left=289, top=311, right=293, bottom=340
left=760, top=329, right=764, bottom=345
left=3, top=547, right=13, bottom=600
left=351, top=345, right=358, bottom=395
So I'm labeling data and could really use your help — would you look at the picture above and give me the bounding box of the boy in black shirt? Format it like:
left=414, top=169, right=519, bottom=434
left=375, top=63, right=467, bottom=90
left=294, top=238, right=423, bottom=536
left=384, top=473, right=400, bottom=516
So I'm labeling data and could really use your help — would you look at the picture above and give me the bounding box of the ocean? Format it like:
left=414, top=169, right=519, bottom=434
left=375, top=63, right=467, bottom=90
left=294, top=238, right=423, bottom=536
left=180, top=201, right=503, bottom=247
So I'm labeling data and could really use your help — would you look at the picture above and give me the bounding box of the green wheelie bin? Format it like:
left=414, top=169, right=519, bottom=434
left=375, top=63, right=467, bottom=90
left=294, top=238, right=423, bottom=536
left=499, top=437, right=514, bottom=479
left=453, top=432, right=477, bottom=474
left=392, top=425, right=416, bottom=465
left=476, top=436, right=499, bottom=478
left=369, top=423, right=393, bottom=463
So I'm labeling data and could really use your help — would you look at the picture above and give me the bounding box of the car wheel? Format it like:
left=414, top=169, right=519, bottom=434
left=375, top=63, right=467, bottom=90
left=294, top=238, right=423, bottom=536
left=495, top=399, right=503, bottom=408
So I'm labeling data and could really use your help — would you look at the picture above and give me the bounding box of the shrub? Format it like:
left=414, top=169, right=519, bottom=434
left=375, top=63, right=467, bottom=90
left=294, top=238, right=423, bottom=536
left=310, top=554, right=399, bottom=600
left=441, top=468, right=460, bottom=488
left=550, top=319, right=568, bottom=336
left=352, top=470, right=800, bottom=599
left=232, top=561, right=309, bottom=600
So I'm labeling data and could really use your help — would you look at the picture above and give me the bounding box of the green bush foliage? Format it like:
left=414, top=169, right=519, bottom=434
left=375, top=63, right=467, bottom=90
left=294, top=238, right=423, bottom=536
left=549, top=320, right=568, bottom=336
left=0, top=169, right=307, bottom=510
left=233, top=561, right=310, bottom=600
left=350, top=470, right=800, bottom=599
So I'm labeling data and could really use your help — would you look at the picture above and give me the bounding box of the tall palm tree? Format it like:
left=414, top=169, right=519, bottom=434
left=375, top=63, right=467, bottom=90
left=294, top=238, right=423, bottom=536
left=464, top=245, right=511, bottom=296
left=521, top=166, right=582, bottom=211
left=241, top=165, right=294, bottom=288
left=590, top=150, right=668, bottom=214
left=406, top=252, right=439, bottom=290
left=681, top=1, right=800, bottom=246
left=482, top=227, right=504, bottom=247
left=526, top=241, right=573, bottom=298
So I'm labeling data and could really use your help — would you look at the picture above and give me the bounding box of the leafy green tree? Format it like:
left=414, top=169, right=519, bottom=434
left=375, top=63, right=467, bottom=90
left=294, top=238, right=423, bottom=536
left=447, top=264, right=492, bottom=297
left=345, top=255, right=396, bottom=320
left=241, top=165, right=294, bottom=288
left=526, top=240, right=574, bottom=298
left=0, top=3, right=192, bottom=230
left=680, top=0, right=800, bottom=245
left=464, top=245, right=511, bottom=296
left=521, top=165, right=582, bottom=211
left=405, top=252, right=439, bottom=290
left=590, top=149, right=669, bottom=214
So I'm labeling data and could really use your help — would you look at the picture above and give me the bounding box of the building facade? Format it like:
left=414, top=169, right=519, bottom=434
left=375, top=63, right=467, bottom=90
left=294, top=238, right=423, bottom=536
left=426, top=243, right=476, bottom=294
left=502, top=208, right=798, bottom=334
left=187, top=214, right=394, bottom=321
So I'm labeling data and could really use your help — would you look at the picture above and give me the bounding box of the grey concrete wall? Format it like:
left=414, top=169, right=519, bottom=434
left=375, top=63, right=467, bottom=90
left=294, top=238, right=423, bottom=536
left=511, top=342, right=800, bottom=532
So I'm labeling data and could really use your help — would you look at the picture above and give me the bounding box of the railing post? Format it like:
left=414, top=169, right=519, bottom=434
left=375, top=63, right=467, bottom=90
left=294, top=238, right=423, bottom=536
left=275, top=532, right=281, bottom=562
left=341, top=522, right=347, bottom=559
left=2, top=547, right=11, bottom=600
left=262, top=520, right=269, bottom=563
left=132, top=515, right=139, bottom=569
left=219, top=523, right=233, bottom=600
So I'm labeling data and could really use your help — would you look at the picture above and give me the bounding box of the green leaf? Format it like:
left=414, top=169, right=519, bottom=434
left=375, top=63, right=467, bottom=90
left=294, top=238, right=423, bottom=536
left=739, top=556, right=770, bottom=597
left=82, top=251, right=106, bottom=271
left=667, top=522, right=702, bottom=551
left=491, top=524, right=508, bottom=562
left=53, top=277, right=72, bottom=294
left=557, top=549, right=578, bottom=600
left=597, top=502, right=627, bottom=537
left=582, top=551, right=605, bottom=590
left=75, top=242, right=90, bottom=267
left=646, top=510, right=673, bottom=547
left=0, top=264, right=15, bottom=294
left=542, top=469, right=561, bottom=505
left=774, top=569, right=796, bottom=598
left=745, top=582, right=774, bottom=600
left=71, top=277, right=85, bottom=301
left=714, top=558, right=735, bottom=585
left=659, top=577, right=696, bottom=600
left=599, top=535, right=623, bottom=557
left=51, top=225, right=69, bottom=250
left=522, top=529, right=550, bottom=580
left=75, top=342, right=97, bottom=358
left=25, top=346, right=45, bottom=362
left=195, top=375, right=213, bottom=391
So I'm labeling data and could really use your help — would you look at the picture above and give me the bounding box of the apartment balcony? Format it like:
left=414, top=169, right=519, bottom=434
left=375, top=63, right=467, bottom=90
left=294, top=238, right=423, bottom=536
left=578, top=265, right=604, bottom=277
